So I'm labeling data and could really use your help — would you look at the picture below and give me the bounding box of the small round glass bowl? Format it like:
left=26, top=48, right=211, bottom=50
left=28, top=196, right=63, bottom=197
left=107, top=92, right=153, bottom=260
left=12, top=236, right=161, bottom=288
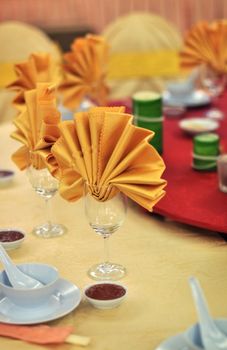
left=0, top=228, right=26, bottom=250
left=0, top=262, right=59, bottom=307
left=0, top=170, right=15, bottom=187
left=84, top=282, right=127, bottom=309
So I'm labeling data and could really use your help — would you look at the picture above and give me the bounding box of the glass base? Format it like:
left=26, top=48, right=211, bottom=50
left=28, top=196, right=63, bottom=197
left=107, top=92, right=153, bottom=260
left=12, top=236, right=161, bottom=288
left=32, top=223, right=67, bottom=238
left=87, top=262, right=126, bottom=281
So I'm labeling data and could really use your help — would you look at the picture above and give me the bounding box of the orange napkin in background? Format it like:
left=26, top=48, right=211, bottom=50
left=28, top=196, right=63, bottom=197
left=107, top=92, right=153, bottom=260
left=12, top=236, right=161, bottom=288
left=11, top=82, right=61, bottom=170
left=46, top=106, right=166, bottom=211
left=59, top=34, right=109, bottom=110
left=7, top=52, right=61, bottom=110
left=180, top=20, right=227, bottom=74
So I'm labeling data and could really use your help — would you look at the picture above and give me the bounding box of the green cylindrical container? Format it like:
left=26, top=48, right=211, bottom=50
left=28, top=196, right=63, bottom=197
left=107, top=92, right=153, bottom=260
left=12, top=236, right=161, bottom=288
left=132, top=91, right=163, bottom=154
left=193, top=133, right=220, bottom=171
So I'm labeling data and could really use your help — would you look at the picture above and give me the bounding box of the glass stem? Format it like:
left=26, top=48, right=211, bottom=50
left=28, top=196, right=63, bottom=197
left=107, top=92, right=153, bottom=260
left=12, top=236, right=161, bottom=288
left=103, top=236, right=110, bottom=264
left=45, top=198, right=52, bottom=228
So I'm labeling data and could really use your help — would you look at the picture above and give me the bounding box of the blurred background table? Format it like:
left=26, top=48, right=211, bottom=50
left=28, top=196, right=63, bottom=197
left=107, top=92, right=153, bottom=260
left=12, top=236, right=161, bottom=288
left=1, top=122, right=227, bottom=350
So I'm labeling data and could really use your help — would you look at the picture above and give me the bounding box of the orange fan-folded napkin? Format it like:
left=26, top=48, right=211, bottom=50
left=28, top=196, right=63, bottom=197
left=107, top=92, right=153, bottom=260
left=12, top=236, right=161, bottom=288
left=7, top=52, right=61, bottom=109
left=11, top=82, right=61, bottom=170
left=59, top=34, right=109, bottom=110
left=180, top=20, right=227, bottom=73
left=47, top=106, right=166, bottom=211
left=0, top=323, right=90, bottom=346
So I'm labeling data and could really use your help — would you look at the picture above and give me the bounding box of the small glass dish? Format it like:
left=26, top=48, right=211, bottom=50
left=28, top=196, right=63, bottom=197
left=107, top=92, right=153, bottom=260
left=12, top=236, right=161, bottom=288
left=0, top=228, right=26, bottom=250
left=84, top=282, right=127, bottom=309
left=0, top=170, right=15, bottom=188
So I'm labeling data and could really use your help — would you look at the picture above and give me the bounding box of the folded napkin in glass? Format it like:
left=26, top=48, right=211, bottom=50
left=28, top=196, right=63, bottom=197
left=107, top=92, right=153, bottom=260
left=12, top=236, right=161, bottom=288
left=11, top=82, right=61, bottom=170
left=44, top=106, right=167, bottom=211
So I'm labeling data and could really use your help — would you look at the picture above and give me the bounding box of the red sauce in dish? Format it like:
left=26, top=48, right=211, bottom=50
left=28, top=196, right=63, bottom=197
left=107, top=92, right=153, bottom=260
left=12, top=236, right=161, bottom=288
left=0, top=170, right=14, bottom=178
left=85, top=283, right=126, bottom=300
left=0, top=231, right=24, bottom=242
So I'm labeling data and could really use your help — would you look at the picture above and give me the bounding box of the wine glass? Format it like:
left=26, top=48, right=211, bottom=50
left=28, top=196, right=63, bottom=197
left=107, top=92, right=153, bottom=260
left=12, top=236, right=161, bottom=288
left=199, top=63, right=226, bottom=119
left=84, top=185, right=127, bottom=281
left=199, top=63, right=226, bottom=98
left=27, top=165, right=67, bottom=238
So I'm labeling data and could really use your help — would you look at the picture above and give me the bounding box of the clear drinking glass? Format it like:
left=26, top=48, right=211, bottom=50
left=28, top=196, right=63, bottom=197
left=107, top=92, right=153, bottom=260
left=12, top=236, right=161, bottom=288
left=27, top=166, right=67, bottom=238
left=200, top=63, right=226, bottom=98
left=84, top=185, right=127, bottom=281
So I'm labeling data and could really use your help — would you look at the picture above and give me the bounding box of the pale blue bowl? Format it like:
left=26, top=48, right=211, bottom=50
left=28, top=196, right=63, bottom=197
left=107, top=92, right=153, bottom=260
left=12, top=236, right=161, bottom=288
left=0, top=263, right=59, bottom=307
left=185, top=319, right=227, bottom=349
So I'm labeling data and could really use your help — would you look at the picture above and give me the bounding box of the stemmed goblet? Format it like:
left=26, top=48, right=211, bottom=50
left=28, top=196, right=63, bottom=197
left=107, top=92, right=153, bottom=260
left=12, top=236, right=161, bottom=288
left=84, top=185, right=127, bottom=281
left=27, top=165, right=67, bottom=238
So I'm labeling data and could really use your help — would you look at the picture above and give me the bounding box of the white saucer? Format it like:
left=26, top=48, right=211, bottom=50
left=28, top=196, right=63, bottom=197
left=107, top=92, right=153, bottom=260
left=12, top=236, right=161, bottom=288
left=179, top=117, right=219, bottom=135
left=0, top=278, right=81, bottom=324
left=163, top=90, right=211, bottom=108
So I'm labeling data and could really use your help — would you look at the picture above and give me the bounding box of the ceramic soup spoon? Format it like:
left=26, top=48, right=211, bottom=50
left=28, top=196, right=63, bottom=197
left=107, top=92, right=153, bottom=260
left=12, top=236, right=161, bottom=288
left=0, top=244, right=43, bottom=289
left=189, top=276, right=227, bottom=350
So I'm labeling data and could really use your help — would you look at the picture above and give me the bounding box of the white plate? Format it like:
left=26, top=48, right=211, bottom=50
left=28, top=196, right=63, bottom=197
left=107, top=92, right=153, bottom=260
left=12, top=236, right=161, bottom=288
left=0, top=278, right=81, bottom=324
left=163, top=90, right=211, bottom=108
left=179, top=117, right=219, bottom=135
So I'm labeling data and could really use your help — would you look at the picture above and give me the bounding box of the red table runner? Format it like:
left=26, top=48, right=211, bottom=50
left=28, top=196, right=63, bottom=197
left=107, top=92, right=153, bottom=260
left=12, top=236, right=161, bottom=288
left=109, top=93, right=227, bottom=234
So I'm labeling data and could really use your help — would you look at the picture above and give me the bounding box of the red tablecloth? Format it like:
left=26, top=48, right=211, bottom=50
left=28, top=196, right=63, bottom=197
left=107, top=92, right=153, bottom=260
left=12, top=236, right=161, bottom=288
left=109, top=93, right=227, bottom=234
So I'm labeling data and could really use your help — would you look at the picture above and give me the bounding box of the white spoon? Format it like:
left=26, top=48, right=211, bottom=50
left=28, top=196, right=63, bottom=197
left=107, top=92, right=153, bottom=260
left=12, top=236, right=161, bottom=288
left=0, top=244, right=43, bottom=289
left=189, top=276, right=227, bottom=350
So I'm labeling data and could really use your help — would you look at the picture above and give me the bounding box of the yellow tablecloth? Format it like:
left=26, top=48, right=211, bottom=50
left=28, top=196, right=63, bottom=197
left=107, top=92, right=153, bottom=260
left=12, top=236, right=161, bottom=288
left=1, top=122, right=227, bottom=350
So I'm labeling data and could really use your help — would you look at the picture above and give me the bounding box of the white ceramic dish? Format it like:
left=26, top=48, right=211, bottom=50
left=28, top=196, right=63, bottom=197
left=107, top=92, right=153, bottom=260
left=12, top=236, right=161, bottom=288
left=179, top=117, right=219, bottom=135
left=163, top=89, right=211, bottom=108
left=155, top=319, right=227, bottom=350
left=0, top=170, right=15, bottom=188
left=84, top=282, right=127, bottom=309
left=0, top=228, right=26, bottom=250
left=0, top=278, right=81, bottom=324
left=0, top=263, right=59, bottom=306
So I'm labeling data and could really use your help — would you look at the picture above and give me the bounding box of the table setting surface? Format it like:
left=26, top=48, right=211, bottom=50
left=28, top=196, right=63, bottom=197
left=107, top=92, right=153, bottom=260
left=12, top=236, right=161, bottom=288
left=1, top=121, right=227, bottom=350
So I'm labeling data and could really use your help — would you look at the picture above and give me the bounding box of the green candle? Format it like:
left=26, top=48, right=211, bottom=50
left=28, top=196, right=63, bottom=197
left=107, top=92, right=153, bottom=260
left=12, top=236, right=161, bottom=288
left=193, top=133, right=220, bottom=171
left=132, top=91, right=163, bottom=154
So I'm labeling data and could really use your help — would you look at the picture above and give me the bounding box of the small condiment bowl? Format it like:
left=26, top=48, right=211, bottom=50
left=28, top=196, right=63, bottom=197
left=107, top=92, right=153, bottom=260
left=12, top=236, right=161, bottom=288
left=84, top=282, right=127, bottom=309
left=0, top=262, right=59, bottom=307
left=0, top=228, right=26, bottom=250
left=0, top=170, right=15, bottom=188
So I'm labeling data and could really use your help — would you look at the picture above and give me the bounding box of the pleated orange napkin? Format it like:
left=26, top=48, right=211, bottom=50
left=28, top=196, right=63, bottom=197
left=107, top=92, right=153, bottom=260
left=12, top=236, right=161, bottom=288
left=180, top=20, right=227, bottom=73
left=7, top=52, right=61, bottom=110
left=11, top=82, right=61, bottom=170
left=0, top=323, right=90, bottom=346
left=46, top=106, right=166, bottom=211
left=59, top=34, right=109, bottom=110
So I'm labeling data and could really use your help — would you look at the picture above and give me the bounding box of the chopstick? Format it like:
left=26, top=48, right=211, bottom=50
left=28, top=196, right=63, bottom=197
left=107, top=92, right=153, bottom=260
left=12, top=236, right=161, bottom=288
left=65, top=334, right=91, bottom=346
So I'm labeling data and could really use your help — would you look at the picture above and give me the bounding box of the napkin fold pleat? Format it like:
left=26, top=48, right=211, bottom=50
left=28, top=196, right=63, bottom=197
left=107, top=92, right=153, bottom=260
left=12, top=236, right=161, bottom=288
left=11, top=82, right=61, bottom=170
left=7, top=53, right=61, bottom=109
left=48, top=106, right=166, bottom=211
left=60, top=34, right=109, bottom=110
left=180, top=20, right=227, bottom=73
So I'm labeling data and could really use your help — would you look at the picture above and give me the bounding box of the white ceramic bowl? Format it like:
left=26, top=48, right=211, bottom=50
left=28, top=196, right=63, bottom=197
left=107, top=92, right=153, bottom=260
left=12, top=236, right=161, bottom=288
left=184, top=319, right=227, bottom=349
left=0, top=228, right=26, bottom=250
left=0, top=263, right=59, bottom=307
left=84, top=282, right=127, bottom=309
left=0, top=170, right=15, bottom=187
left=179, top=117, right=219, bottom=135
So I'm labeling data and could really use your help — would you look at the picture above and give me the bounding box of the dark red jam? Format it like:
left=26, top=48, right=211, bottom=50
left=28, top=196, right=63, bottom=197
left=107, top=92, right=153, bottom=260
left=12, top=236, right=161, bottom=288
left=0, top=231, right=24, bottom=242
left=0, top=170, right=14, bottom=178
left=85, top=283, right=126, bottom=300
